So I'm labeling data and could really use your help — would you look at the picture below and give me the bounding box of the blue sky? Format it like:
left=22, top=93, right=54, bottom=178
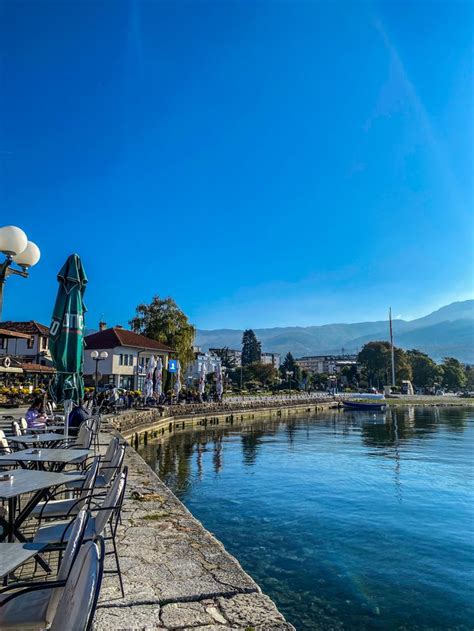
left=1, top=0, right=472, bottom=330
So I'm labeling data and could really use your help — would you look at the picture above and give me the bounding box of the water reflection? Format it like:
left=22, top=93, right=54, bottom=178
left=139, top=406, right=473, bottom=502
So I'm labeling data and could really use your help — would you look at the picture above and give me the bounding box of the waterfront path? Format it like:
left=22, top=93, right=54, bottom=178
left=93, top=432, right=294, bottom=630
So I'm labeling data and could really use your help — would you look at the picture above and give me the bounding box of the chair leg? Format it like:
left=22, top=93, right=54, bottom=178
left=111, top=531, right=125, bottom=597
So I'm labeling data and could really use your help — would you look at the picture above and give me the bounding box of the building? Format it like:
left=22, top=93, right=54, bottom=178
left=184, top=348, right=221, bottom=384
left=295, top=354, right=357, bottom=375
left=84, top=325, right=174, bottom=390
left=260, top=352, right=281, bottom=369
left=0, top=321, right=52, bottom=366
left=0, top=321, right=55, bottom=385
left=209, top=348, right=242, bottom=367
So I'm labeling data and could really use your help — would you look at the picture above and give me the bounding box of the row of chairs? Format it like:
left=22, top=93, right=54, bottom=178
left=0, top=416, right=128, bottom=630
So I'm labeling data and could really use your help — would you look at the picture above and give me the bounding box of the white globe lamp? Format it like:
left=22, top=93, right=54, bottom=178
left=0, top=226, right=28, bottom=257
left=12, top=241, right=41, bottom=268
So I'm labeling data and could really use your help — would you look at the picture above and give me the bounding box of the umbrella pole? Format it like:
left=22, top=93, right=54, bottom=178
left=64, top=399, right=72, bottom=439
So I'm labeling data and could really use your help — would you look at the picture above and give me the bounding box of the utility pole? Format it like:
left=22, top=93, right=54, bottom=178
left=389, top=307, right=396, bottom=387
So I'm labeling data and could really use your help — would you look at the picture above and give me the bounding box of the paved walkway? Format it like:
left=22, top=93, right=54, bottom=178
left=94, top=439, right=294, bottom=630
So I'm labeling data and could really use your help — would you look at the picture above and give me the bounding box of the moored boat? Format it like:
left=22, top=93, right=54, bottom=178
left=343, top=397, right=387, bottom=412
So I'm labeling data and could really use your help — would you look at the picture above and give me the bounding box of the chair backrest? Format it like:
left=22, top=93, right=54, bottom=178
left=103, top=436, right=119, bottom=464
left=102, top=444, right=125, bottom=486
left=95, top=469, right=126, bottom=535
left=46, top=508, right=90, bottom=622
left=19, top=417, right=28, bottom=433
left=78, top=457, right=101, bottom=505
left=11, top=421, right=21, bottom=436
left=49, top=539, right=104, bottom=631
left=75, top=423, right=93, bottom=450
left=0, top=436, right=11, bottom=454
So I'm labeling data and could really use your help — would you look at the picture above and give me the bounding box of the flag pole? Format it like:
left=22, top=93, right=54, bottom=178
left=389, top=307, right=396, bottom=387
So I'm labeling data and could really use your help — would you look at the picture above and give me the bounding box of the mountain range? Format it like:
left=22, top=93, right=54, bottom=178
left=196, top=300, right=474, bottom=363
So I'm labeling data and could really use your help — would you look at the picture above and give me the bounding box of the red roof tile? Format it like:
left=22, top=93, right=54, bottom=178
left=0, top=321, right=49, bottom=336
left=85, top=327, right=174, bottom=353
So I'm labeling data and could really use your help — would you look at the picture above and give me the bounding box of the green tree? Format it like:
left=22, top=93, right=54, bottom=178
left=441, top=357, right=467, bottom=391
left=464, top=365, right=474, bottom=391
left=279, top=352, right=301, bottom=388
left=212, top=346, right=236, bottom=369
left=130, top=295, right=196, bottom=368
left=241, top=330, right=261, bottom=366
left=357, top=341, right=391, bottom=386
left=407, top=349, right=442, bottom=389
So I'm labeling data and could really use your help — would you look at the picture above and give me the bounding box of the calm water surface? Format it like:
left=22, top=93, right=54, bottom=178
left=138, top=407, right=474, bottom=630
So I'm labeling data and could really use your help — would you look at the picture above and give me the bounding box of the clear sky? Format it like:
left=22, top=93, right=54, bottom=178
left=1, top=0, right=472, bottom=330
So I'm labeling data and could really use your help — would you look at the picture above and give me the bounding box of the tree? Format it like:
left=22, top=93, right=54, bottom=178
left=441, top=357, right=466, bottom=391
left=407, top=349, right=442, bottom=389
left=357, top=341, right=411, bottom=387
left=357, top=342, right=391, bottom=386
left=212, top=347, right=236, bottom=369
left=279, top=352, right=301, bottom=388
left=130, top=296, right=196, bottom=368
left=241, top=330, right=261, bottom=366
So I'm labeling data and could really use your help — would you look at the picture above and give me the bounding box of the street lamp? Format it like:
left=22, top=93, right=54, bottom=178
left=0, top=225, right=41, bottom=321
left=90, top=350, right=108, bottom=396
left=286, top=370, right=294, bottom=395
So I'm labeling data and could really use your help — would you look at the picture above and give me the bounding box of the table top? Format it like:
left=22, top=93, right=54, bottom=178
left=0, top=448, right=89, bottom=464
left=0, top=543, right=47, bottom=577
left=0, top=468, right=84, bottom=499
left=10, top=433, right=65, bottom=444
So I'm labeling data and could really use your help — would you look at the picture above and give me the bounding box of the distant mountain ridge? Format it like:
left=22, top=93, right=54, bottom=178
left=196, top=300, right=474, bottom=363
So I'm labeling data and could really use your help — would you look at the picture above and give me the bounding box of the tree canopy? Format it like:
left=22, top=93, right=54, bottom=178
left=212, top=346, right=237, bottom=369
left=441, top=357, right=466, bottom=391
left=357, top=341, right=411, bottom=386
left=406, top=349, right=442, bottom=389
left=241, top=329, right=262, bottom=366
left=129, top=295, right=196, bottom=368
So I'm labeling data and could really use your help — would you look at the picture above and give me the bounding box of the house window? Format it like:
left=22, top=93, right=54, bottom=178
left=119, top=354, right=123, bottom=366
left=0, top=338, right=6, bottom=349
left=27, top=336, right=34, bottom=349
left=129, top=354, right=133, bottom=365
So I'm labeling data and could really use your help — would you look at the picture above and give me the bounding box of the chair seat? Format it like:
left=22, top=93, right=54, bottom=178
left=0, top=588, right=50, bottom=630
left=34, top=517, right=97, bottom=546
left=64, top=473, right=106, bottom=490
left=30, top=498, right=83, bottom=519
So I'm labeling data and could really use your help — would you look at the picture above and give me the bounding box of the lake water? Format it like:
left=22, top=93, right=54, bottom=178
left=138, top=407, right=474, bottom=630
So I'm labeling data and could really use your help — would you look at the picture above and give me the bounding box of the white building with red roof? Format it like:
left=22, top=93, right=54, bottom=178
left=84, top=323, right=175, bottom=390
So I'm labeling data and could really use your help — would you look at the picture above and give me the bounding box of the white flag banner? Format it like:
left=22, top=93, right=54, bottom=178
left=174, top=359, right=181, bottom=399
left=154, top=356, right=163, bottom=397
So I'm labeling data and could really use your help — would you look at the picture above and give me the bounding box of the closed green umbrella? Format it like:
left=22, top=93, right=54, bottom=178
left=48, top=254, right=88, bottom=435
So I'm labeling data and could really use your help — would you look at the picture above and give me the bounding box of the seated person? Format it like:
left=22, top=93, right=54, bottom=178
left=25, top=397, right=47, bottom=429
left=68, top=399, right=90, bottom=436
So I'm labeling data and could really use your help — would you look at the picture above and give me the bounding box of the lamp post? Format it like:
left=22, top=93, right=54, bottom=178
left=286, top=370, right=294, bottom=396
left=90, top=350, right=108, bottom=399
left=0, top=226, right=41, bottom=321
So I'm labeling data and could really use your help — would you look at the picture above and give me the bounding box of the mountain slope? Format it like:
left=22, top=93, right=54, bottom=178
left=195, top=300, right=474, bottom=363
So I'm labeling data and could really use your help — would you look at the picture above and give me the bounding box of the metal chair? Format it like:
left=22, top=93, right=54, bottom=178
left=64, top=437, right=123, bottom=492
left=19, top=417, right=28, bottom=434
left=34, top=468, right=127, bottom=597
left=10, top=421, right=21, bottom=437
left=49, top=538, right=104, bottom=631
left=31, top=456, right=101, bottom=520
left=0, top=508, right=90, bottom=630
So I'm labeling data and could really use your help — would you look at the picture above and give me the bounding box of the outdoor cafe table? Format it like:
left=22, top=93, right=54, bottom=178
left=9, top=433, right=65, bottom=448
left=0, top=468, right=84, bottom=544
left=0, top=448, right=90, bottom=471
left=0, top=542, right=46, bottom=578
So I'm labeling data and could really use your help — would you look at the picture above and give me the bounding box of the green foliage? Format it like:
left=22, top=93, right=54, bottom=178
left=407, top=349, right=442, bottom=389
left=241, top=330, right=262, bottom=366
left=228, top=362, right=278, bottom=389
left=129, top=295, right=196, bottom=368
left=212, top=346, right=236, bottom=369
left=357, top=341, right=411, bottom=386
left=441, top=357, right=467, bottom=391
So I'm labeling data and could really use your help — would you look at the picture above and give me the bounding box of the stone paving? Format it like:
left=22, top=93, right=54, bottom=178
left=94, top=440, right=294, bottom=630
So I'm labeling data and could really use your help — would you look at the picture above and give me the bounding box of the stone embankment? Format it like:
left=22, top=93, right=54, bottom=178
left=94, top=417, right=295, bottom=630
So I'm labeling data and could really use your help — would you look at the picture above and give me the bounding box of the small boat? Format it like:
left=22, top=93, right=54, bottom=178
left=343, top=398, right=387, bottom=412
